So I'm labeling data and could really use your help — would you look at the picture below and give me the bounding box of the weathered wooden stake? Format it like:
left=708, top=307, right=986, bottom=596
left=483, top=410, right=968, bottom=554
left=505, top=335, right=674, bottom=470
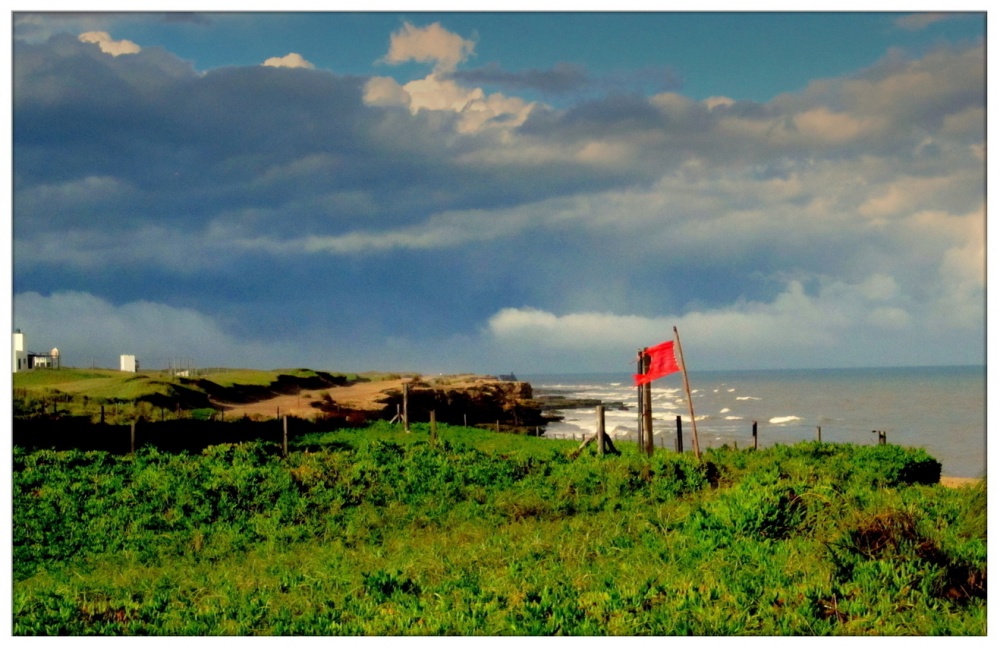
left=641, top=350, right=654, bottom=457
left=282, top=415, right=289, bottom=457
left=430, top=410, right=437, bottom=445
left=100, top=404, right=105, bottom=424
left=403, top=382, right=410, bottom=433
left=130, top=420, right=136, bottom=455
left=596, top=405, right=606, bottom=456
left=636, top=349, right=645, bottom=449
left=873, top=430, right=886, bottom=445
left=496, top=420, right=501, bottom=434
left=817, top=426, right=822, bottom=442
left=752, top=420, right=758, bottom=450
left=675, top=415, right=683, bottom=453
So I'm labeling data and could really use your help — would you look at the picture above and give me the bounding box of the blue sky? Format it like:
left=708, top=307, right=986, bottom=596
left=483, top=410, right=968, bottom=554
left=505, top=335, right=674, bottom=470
left=6, top=9, right=987, bottom=374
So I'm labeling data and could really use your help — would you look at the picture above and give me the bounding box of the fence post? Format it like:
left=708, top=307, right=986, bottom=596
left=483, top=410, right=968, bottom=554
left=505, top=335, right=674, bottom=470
left=283, top=415, right=288, bottom=457
left=817, top=426, right=822, bottom=442
left=873, top=430, right=886, bottom=445
left=403, top=382, right=410, bottom=433
left=675, top=415, right=683, bottom=453
left=430, top=410, right=437, bottom=445
left=130, top=420, right=136, bottom=455
left=752, top=420, right=758, bottom=450
left=642, top=352, right=654, bottom=457
left=596, top=405, right=606, bottom=456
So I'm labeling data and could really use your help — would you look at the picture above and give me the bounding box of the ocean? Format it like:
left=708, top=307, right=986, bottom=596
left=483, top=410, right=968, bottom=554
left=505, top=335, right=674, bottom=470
left=522, top=366, right=986, bottom=479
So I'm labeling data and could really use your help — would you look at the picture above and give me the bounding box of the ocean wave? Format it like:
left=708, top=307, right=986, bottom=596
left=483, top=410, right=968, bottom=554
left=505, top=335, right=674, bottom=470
left=720, top=407, right=731, bottom=414
left=736, top=396, right=760, bottom=401
left=769, top=416, right=801, bottom=425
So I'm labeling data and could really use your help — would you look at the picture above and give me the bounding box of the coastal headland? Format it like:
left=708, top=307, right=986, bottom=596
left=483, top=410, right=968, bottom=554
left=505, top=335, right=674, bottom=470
left=12, top=367, right=979, bottom=487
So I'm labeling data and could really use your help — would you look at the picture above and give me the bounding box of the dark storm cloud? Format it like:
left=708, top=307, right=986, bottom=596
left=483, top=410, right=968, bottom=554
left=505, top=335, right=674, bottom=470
left=11, top=20, right=985, bottom=372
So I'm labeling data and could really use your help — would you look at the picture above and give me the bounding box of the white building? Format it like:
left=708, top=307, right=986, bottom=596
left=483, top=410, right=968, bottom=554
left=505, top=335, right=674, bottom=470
left=120, top=354, right=138, bottom=372
left=12, top=330, right=27, bottom=373
left=13, top=332, right=61, bottom=371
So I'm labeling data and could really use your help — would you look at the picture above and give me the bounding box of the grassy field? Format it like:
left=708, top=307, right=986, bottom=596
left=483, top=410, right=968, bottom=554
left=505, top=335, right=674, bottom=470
left=12, top=423, right=986, bottom=635
left=12, top=367, right=363, bottom=421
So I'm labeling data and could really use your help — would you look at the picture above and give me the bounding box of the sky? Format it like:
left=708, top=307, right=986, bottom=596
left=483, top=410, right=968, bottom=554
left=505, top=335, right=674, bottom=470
left=5, top=7, right=988, bottom=374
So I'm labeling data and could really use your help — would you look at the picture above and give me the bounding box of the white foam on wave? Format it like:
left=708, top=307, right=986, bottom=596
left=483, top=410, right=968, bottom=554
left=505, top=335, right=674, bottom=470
left=728, top=388, right=735, bottom=392
left=769, top=416, right=801, bottom=425
left=725, top=416, right=743, bottom=420
left=720, top=407, right=731, bottom=414
left=736, top=396, right=760, bottom=401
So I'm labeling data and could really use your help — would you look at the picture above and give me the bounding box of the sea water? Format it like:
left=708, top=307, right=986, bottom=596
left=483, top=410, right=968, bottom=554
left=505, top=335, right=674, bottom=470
left=523, top=366, right=986, bottom=479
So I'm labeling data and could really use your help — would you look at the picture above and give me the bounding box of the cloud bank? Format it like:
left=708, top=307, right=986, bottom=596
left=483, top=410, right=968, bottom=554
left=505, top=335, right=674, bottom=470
left=11, top=17, right=986, bottom=373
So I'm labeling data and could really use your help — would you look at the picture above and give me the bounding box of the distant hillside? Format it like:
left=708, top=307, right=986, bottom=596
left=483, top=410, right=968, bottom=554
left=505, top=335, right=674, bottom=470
left=12, top=368, right=366, bottom=415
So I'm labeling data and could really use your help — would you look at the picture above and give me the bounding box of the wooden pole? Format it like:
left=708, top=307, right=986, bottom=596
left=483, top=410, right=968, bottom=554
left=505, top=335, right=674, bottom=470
left=636, top=349, right=644, bottom=449
left=282, top=415, right=288, bottom=457
left=673, top=326, right=701, bottom=460
left=816, top=426, right=822, bottom=442
left=675, top=415, right=683, bottom=453
left=596, top=405, right=606, bottom=456
left=641, top=350, right=654, bottom=457
left=403, top=382, right=410, bottom=433
left=130, top=420, right=136, bottom=455
left=100, top=404, right=105, bottom=425
left=430, top=410, right=437, bottom=445
left=752, top=420, right=758, bottom=450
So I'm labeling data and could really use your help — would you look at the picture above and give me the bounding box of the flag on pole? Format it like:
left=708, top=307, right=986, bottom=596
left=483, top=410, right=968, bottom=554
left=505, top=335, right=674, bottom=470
left=633, top=340, right=680, bottom=386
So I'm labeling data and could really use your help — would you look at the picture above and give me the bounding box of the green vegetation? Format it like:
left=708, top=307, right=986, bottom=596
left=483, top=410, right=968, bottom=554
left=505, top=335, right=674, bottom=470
left=13, top=424, right=985, bottom=635
left=12, top=367, right=361, bottom=422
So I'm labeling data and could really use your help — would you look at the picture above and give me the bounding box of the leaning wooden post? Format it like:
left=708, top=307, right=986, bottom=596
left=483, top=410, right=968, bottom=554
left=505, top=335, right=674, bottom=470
left=752, top=420, right=758, bottom=450
left=402, top=382, right=410, bottom=433
left=282, top=415, right=289, bottom=457
left=430, top=410, right=438, bottom=445
left=596, top=405, right=606, bottom=456
left=673, top=326, right=701, bottom=460
left=130, top=420, right=136, bottom=455
left=675, top=415, right=683, bottom=453
left=816, top=426, right=822, bottom=442
left=100, top=404, right=105, bottom=425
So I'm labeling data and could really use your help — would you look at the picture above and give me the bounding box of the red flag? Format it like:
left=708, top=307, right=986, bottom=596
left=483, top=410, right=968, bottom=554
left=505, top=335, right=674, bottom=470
left=633, top=340, right=680, bottom=386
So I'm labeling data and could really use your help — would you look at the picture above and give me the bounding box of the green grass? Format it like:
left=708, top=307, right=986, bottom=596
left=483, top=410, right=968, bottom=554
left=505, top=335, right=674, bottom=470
left=12, top=367, right=364, bottom=420
left=12, top=427, right=985, bottom=635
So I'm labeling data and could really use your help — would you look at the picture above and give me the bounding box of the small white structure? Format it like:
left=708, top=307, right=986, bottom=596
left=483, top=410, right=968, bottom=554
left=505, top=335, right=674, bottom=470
left=120, top=354, right=138, bottom=373
left=12, top=330, right=27, bottom=373
left=12, top=331, right=61, bottom=371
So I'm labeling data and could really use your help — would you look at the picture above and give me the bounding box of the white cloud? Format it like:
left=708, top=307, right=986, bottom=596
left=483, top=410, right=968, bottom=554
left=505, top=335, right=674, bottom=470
left=363, top=76, right=411, bottom=106
left=262, top=52, right=315, bottom=69
left=483, top=270, right=982, bottom=371
left=382, top=21, right=475, bottom=72
left=12, top=291, right=297, bottom=370
left=78, top=31, right=141, bottom=56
